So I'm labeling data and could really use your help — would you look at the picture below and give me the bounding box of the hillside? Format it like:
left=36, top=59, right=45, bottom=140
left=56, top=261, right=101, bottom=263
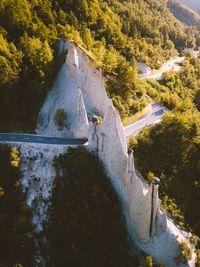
left=47, top=148, right=139, bottom=267
left=168, top=0, right=200, bottom=32
left=0, top=0, right=200, bottom=133
left=180, top=0, right=200, bottom=14
left=1, top=1, right=200, bottom=266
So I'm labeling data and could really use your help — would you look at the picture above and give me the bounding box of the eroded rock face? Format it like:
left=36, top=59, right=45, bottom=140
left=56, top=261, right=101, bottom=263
left=37, top=40, right=165, bottom=242
left=36, top=40, right=195, bottom=266
left=20, top=143, right=66, bottom=266
left=36, top=40, right=111, bottom=138
left=21, top=144, right=65, bottom=233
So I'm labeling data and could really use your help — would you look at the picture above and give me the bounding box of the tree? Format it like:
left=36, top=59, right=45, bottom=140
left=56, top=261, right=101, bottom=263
left=134, top=111, right=200, bottom=235
left=0, top=34, right=22, bottom=87
left=10, top=146, right=20, bottom=167
left=0, top=0, right=32, bottom=33
left=20, top=35, right=53, bottom=78
left=194, top=90, right=200, bottom=111
left=145, top=256, right=153, bottom=267
left=47, top=148, right=139, bottom=267
left=54, top=109, right=67, bottom=129
left=102, top=46, right=119, bottom=73
left=0, top=144, right=35, bottom=266
left=82, top=28, right=93, bottom=49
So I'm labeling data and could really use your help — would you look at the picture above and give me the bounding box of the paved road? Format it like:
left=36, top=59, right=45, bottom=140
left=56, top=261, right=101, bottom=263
left=0, top=103, right=165, bottom=144
left=139, top=57, right=185, bottom=80
left=124, top=102, right=166, bottom=137
left=0, top=133, right=88, bottom=146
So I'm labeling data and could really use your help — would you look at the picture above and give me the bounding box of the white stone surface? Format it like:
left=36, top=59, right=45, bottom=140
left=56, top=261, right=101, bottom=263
left=136, top=61, right=151, bottom=75
left=20, top=143, right=66, bottom=233
left=140, top=57, right=185, bottom=80
left=37, top=41, right=111, bottom=137
left=35, top=40, right=196, bottom=266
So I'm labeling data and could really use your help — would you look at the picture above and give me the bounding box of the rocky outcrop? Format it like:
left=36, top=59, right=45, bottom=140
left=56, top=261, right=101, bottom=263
left=37, top=40, right=195, bottom=266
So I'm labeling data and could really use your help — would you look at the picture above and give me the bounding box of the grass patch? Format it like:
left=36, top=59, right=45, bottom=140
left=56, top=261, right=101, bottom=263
left=176, top=241, right=192, bottom=263
left=0, top=118, right=36, bottom=133
left=122, top=104, right=151, bottom=126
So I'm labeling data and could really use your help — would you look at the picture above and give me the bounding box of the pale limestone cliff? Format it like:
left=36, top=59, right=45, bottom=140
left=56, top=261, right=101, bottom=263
left=37, top=40, right=195, bottom=266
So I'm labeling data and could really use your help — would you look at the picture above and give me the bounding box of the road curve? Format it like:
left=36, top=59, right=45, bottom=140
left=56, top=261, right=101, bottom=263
left=124, top=102, right=166, bottom=137
left=0, top=103, right=165, bottom=145
left=139, top=57, right=185, bottom=80
left=0, top=133, right=88, bottom=146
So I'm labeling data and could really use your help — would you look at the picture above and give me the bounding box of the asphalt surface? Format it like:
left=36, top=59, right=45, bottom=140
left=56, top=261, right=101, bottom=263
left=139, top=57, right=185, bottom=80
left=0, top=133, right=88, bottom=146
left=124, top=102, right=166, bottom=137
left=0, top=103, right=165, bottom=145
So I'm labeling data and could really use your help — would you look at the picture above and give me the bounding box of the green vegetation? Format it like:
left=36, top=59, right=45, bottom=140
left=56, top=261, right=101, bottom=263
left=196, top=249, right=200, bottom=267
left=144, top=55, right=200, bottom=112
left=46, top=147, right=139, bottom=267
left=162, top=195, right=184, bottom=226
left=0, top=0, right=199, bottom=129
left=0, top=144, right=35, bottom=266
left=122, top=104, right=149, bottom=126
left=176, top=241, right=192, bottom=263
left=0, top=0, right=200, bottom=263
left=54, top=108, right=68, bottom=129
left=133, top=110, right=200, bottom=234
left=131, top=55, right=200, bottom=235
left=142, top=255, right=164, bottom=267
left=168, top=0, right=200, bottom=32
left=144, top=256, right=153, bottom=267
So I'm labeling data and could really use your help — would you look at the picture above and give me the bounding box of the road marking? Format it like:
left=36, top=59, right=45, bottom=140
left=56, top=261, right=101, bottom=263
left=0, top=135, right=88, bottom=146
left=124, top=105, right=166, bottom=137
left=124, top=104, right=153, bottom=131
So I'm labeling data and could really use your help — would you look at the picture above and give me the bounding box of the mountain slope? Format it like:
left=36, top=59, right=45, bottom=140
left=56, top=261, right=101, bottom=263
left=180, top=0, right=200, bottom=14
left=168, top=0, right=200, bottom=32
left=0, top=0, right=199, bottom=132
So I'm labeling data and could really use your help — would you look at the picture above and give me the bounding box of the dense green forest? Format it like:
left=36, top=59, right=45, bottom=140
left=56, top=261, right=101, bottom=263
left=168, top=0, right=200, bottom=31
left=0, top=145, right=140, bottom=266
left=1, top=0, right=200, bottom=265
left=0, top=0, right=199, bottom=130
left=0, top=144, right=35, bottom=266
left=46, top=148, right=139, bottom=267
left=131, top=54, right=200, bottom=236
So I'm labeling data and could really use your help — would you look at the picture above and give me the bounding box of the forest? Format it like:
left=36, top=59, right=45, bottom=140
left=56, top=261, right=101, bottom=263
left=1, top=0, right=200, bottom=266
left=0, top=144, right=35, bottom=266
left=131, top=54, right=200, bottom=238
left=46, top=148, right=139, bottom=267
left=0, top=0, right=199, bottom=130
left=168, top=0, right=200, bottom=30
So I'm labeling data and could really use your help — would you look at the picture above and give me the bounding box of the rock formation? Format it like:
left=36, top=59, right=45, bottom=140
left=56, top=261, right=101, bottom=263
left=37, top=40, right=195, bottom=266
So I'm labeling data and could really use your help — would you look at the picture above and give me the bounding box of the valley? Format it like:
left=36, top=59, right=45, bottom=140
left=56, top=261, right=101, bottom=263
left=0, top=0, right=200, bottom=266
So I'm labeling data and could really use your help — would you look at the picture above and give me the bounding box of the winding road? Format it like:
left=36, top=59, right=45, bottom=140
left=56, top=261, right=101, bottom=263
left=139, top=57, right=185, bottom=80
left=0, top=54, right=186, bottom=146
left=0, top=133, right=88, bottom=146
left=0, top=102, right=165, bottom=145
left=124, top=102, right=166, bottom=137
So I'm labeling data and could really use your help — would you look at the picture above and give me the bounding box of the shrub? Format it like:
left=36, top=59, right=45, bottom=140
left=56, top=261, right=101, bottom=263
left=0, top=144, right=35, bottom=266
left=162, top=195, right=184, bottom=225
left=54, top=109, right=67, bottom=129
left=196, top=249, right=200, bottom=267
left=145, top=256, right=153, bottom=267
left=47, top=147, right=139, bottom=267
left=146, top=171, right=155, bottom=184
left=176, top=241, right=192, bottom=263
left=143, top=255, right=164, bottom=267
left=128, top=136, right=138, bottom=149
